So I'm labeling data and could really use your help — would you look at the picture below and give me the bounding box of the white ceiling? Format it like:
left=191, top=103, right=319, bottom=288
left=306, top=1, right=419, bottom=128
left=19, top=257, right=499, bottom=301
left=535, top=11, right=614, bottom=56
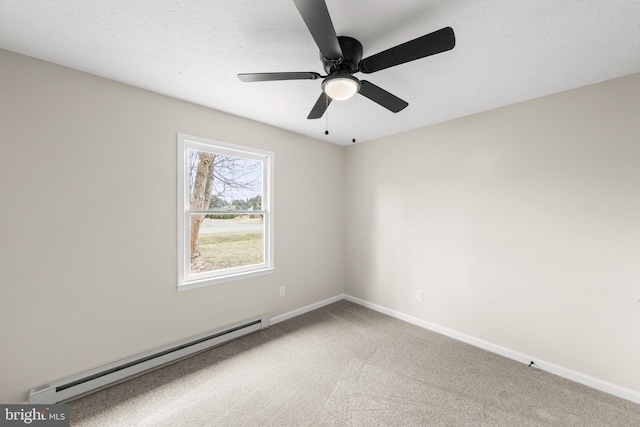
left=1, top=1, right=639, bottom=146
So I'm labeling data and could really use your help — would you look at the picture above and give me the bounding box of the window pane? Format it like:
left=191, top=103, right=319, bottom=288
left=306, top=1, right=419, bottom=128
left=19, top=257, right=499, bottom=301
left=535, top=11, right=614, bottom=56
left=189, top=213, right=264, bottom=274
left=188, top=149, right=263, bottom=211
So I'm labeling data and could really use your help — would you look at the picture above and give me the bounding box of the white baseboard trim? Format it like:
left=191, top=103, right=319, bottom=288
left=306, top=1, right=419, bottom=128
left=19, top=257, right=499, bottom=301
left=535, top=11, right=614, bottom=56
left=343, top=294, right=640, bottom=405
left=271, top=294, right=345, bottom=325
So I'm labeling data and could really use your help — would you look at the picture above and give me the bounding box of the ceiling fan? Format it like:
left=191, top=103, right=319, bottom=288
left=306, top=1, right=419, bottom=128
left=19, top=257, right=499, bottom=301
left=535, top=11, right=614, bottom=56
left=238, top=0, right=455, bottom=120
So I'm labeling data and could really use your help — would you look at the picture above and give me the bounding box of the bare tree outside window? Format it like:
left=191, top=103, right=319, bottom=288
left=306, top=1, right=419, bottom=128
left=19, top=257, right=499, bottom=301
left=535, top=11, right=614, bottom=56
left=187, top=149, right=264, bottom=273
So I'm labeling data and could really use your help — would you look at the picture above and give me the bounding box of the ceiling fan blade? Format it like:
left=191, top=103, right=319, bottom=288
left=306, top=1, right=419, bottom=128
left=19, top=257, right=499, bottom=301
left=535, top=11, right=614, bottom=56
left=292, top=0, right=343, bottom=61
left=307, top=92, right=332, bottom=119
left=358, top=80, right=408, bottom=113
left=358, top=27, right=455, bottom=74
left=238, top=72, right=321, bottom=82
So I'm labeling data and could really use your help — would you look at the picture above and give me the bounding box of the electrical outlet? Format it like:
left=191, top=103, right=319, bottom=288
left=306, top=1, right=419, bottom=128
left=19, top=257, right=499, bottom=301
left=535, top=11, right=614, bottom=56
left=416, top=290, right=423, bottom=302
left=279, top=286, right=286, bottom=297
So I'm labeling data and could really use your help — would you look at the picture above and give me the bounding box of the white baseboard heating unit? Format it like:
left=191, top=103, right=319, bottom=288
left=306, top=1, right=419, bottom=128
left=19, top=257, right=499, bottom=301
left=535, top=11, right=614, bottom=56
left=28, top=315, right=270, bottom=404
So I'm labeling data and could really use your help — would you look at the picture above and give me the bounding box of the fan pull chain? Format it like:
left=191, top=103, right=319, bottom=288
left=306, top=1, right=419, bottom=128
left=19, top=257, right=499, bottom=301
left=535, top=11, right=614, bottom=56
left=352, top=95, right=356, bottom=143
left=324, top=95, right=330, bottom=135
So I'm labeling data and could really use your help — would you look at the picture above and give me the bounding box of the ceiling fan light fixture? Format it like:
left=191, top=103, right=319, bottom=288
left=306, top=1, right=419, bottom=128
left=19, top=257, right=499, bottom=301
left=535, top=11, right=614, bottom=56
left=322, top=75, right=360, bottom=101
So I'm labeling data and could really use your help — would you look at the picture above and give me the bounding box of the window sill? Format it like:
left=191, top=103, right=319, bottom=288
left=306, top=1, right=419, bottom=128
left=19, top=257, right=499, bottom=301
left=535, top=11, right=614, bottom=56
left=177, top=267, right=275, bottom=292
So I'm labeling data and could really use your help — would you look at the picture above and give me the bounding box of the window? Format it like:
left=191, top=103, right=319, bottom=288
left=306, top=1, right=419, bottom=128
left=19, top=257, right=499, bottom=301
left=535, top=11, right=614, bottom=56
left=177, top=133, right=274, bottom=290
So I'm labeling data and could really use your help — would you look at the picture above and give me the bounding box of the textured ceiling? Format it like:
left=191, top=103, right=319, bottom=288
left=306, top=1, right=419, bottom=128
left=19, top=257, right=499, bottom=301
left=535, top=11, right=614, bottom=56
left=1, top=0, right=639, bottom=146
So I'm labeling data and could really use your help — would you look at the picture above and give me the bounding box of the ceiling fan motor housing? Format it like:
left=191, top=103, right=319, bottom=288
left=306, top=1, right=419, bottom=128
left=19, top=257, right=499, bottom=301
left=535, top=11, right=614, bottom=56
left=322, top=36, right=363, bottom=75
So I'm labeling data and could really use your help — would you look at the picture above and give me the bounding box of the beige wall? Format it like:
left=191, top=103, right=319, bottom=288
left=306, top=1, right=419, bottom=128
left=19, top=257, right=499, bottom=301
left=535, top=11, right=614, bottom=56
left=0, top=49, right=345, bottom=403
left=345, top=72, right=640, bottom=393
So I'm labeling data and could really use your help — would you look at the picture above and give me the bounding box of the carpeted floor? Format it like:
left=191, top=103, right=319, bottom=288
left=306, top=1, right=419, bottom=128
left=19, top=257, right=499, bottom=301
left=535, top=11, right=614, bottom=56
left=68, top=300, right=640, bottom=426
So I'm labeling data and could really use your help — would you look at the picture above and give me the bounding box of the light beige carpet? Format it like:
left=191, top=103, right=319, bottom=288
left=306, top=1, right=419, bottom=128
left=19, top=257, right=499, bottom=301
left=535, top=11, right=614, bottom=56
left=68, top=300, right=640, bottom=426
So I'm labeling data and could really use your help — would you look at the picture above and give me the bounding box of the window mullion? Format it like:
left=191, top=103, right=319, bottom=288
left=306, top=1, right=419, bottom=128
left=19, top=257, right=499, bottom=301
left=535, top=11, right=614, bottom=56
left=186, top=210, right=267, bottom=215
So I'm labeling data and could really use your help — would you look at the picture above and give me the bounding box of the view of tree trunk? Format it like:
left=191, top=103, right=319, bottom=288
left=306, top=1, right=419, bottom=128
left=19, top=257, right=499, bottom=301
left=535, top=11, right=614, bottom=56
left=190, top=153, right=215, bottom=260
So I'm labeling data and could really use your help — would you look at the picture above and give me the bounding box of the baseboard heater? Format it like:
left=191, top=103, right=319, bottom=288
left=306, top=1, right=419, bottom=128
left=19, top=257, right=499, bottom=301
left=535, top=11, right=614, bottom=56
left=28, top=315, right=270, bottom=404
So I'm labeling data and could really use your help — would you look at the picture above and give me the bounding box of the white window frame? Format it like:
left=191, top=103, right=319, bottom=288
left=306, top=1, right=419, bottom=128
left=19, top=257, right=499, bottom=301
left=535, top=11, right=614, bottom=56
left=177, top=133, right=274, bottom=291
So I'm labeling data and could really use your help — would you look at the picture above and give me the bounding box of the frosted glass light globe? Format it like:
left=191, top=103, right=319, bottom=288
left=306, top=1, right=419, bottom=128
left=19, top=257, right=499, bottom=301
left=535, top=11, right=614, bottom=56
left=322, top=76, right=360, bottom=101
